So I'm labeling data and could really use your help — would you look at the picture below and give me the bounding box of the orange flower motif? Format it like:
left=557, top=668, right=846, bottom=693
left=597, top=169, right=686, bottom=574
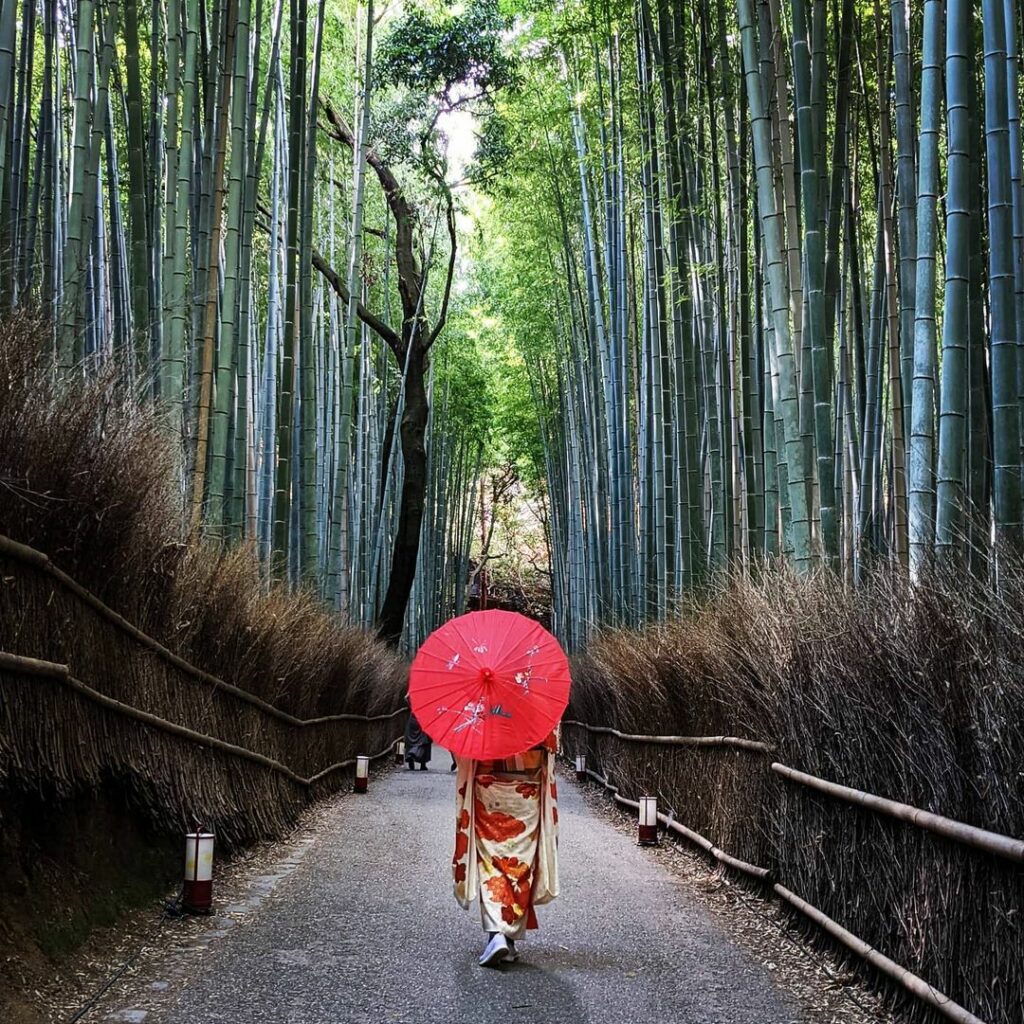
left=552, top=806, right=559, bottom=825
left=474, top=799, right=527, bottom=842
left=550, top=781, right=558, bottom=800
left=453, top=828, right=469, bottom=864
left=479, top=848, right=536, bottom=929
left=458, top=808, right=470, bottom=830
left=515, top=782, right=540, bottom=799
left=454, top=862, right=467, bottom=883
left=492, top=856, right=530, bottom=882
left=484, top=860, right=533, bottom=926
left=484, top=874, right=515, bottom=908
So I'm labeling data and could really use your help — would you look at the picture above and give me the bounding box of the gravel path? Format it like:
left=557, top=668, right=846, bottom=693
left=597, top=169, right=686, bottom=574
left=93, top=760, right=868, bottom=1024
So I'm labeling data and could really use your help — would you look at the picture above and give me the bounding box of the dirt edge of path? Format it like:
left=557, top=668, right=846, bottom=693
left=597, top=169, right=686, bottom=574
left=23, top=767, right=906, bottom=1024
left=574, top=780, right=903, bottom=1024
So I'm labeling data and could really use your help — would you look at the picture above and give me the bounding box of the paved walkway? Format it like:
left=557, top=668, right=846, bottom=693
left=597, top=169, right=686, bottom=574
left=104, top=758, right=809, bottom=1024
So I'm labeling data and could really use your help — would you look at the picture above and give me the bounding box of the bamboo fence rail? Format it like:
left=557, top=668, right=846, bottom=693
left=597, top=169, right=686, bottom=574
left=0, top=537, right=408, bottom=778
left=562, top=718, right=773, bottom=752
left=771, top=763, right=1024, bottom=865
left=0, top=534, right=406, bottom=728
left=771, top=883, right=987, bottom=1024
left=0, top=534, right=408, bottom=848
left=581, top=766, right=771, bottom=881
left=564, top=718, right=1023, bottom=861
left=0, top=651, right=401, bottom=787
left=562, top=719, right=1020, bottom=1024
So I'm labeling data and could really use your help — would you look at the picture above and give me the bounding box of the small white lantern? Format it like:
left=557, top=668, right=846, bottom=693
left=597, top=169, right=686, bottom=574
left=575, top=754, right=587, bottom=781
left=183, top=831, right=215, bottom=913
left=395, top=740, right=405, bottom=765
left=354, top=754, right=370, bottom=793
left=638, top=796, right=658, bottom=846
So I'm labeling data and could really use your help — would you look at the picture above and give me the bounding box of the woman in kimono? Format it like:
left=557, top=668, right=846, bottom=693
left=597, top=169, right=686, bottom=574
left=451, top=730, right=559, bottom=967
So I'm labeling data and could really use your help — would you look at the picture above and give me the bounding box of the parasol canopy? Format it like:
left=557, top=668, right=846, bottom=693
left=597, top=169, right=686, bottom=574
left=407, top=609, right=571, bottom=761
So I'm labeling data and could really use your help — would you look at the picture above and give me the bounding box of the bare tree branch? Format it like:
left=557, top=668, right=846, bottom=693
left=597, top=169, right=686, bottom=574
left=310, top=248, right=402, bottom=353
left=255, top=201, right=401, bottom=352
left=427, top=187, right=457, bottom=349
left=321, top=97, right=424, bottom=328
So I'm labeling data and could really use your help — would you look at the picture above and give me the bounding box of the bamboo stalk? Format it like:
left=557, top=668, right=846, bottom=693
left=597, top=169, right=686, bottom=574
left=191, top=0, right=239, bottom=529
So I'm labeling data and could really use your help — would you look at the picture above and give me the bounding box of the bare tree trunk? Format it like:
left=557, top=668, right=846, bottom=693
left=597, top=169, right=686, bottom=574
left=377, top=345, right=428, bottom=643
left=321, top=100, right=457, bottom=646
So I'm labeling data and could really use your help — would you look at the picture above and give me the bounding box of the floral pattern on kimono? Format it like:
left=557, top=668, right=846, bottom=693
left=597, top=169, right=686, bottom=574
left=452, top=731, right=559, bottom=935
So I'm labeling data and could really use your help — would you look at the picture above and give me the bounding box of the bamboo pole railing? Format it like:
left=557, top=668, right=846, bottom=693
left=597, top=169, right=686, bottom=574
left=563, top=719, right=1023, bottom=862
left=0, top=651, right=401, bottom=787
left=772, top=884, right=987, bottom=1024
left=565, top=722, right=994, bottom=1024
left=581, top=766, right=772, bottom=881
left=562, top=718, right=772, bottom=752
left=772, top=763, right=1024, bottom=864
left=0, top=534, right=407, bottom=726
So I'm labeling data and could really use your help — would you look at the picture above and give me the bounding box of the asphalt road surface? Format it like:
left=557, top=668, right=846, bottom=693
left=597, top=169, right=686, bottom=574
left=101, top=758, right=809, bottom=1024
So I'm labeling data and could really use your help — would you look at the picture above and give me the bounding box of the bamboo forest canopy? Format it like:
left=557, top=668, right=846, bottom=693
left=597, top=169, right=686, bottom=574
left=476, top=0, right=1024, bottom=646
left=4, top=0, right=1024, bottom=649
left=0, top=0, right=517, bottom=648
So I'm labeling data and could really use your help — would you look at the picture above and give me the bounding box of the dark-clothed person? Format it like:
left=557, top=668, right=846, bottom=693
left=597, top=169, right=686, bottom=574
left=404, top=713, right=432, bottom=770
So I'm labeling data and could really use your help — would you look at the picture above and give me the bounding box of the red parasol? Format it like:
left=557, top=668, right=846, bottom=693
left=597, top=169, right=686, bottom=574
left=407, top=610, right=571, bottom=761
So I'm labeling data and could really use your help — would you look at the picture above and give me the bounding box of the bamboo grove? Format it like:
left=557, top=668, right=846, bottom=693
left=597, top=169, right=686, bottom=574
left=472, top=0, right=1024, bottom=645
left=0, top=0, right=510, bottom=647
left=7, top=0, right=1024, bottom=650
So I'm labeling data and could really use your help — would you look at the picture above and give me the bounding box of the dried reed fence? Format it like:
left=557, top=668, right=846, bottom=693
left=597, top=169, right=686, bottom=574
left=0, top=533, right=408, bottom=848
left=564, top=568, right=1024, bottom=1024
left=0, top=317, right=409, bottom=853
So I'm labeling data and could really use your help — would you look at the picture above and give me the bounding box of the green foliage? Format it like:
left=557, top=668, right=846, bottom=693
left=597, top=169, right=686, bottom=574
left=431, top=270, right=547, bottom=488
left=432, top=312, right=493, bottom=445
left=373, top=0, right=520, bottom=178
left=466, top=112, right=515, bottom=187
left=376, top=0, right=520, bottom=103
